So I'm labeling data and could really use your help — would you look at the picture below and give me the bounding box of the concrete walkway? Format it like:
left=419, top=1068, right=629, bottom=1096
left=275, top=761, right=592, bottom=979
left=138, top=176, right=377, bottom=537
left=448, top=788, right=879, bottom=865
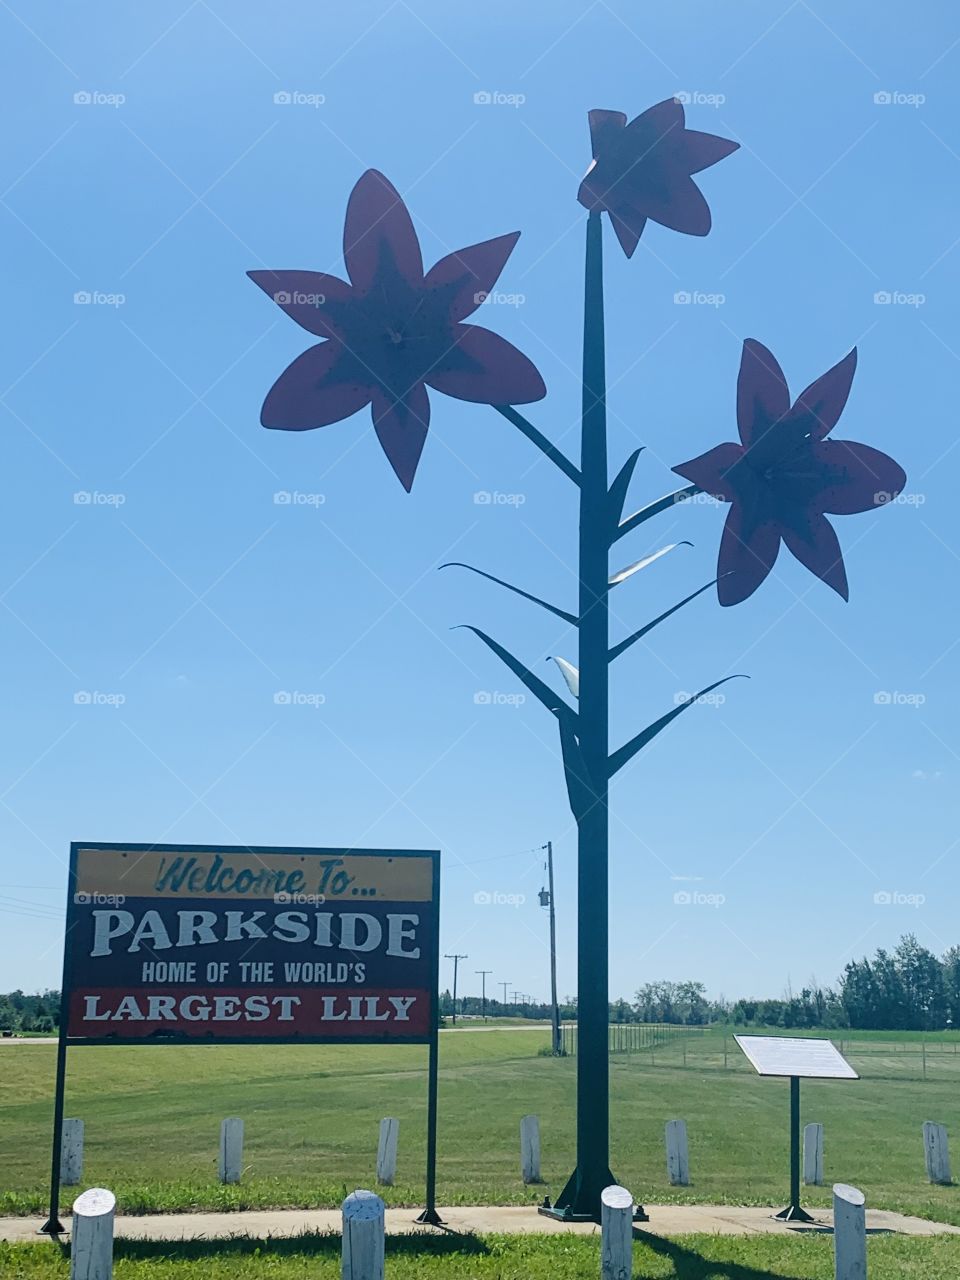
left=3, top=1203, right=958, bottom=1243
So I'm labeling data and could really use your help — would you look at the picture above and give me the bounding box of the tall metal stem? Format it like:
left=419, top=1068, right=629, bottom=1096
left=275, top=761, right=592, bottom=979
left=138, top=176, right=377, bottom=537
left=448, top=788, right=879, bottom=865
left=552, top=211, right=614, bottom=1217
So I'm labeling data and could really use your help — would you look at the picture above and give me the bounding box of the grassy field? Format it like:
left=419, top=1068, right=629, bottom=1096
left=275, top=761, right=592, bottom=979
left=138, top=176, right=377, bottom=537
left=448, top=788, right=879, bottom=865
left=2, top=1024, right=959, bottom=1227
left=5, top=1233, right=960, bottom=1279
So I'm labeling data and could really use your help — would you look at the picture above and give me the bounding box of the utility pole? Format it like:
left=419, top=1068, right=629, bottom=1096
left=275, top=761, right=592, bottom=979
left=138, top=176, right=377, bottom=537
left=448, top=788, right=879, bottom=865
left=475, top=969, right=492, bottom=1022
left=500, top=980, right=511, bottom=1011
left=540, top=841, right=562, bottom=1055
left=445, top=953, right=468, bottom=1025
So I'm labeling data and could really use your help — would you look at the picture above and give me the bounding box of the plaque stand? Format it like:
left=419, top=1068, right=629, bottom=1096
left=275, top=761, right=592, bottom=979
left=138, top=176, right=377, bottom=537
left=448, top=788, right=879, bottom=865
left=773, top=1076, right=815, bottom=1223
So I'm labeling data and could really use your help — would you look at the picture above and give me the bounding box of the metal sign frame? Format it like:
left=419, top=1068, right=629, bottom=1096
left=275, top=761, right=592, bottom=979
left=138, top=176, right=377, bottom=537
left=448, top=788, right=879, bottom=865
left=734, top=1035, right=858, bottom=1222
left=735, top=1035, right=858, bottom=1080
left=41, top=841, right=441, bottom=1234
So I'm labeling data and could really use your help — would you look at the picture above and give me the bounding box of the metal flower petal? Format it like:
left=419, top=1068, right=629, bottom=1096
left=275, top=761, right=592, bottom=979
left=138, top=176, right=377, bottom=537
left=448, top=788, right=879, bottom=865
left=247, top=271, right=352, bottom=339
left=674, top=340, right=906, bottom=604
left=343, top=169, right=423, bottom=292
left=424, top=233, right=521, bottom=322
left=372, top=382, right=430, bottom=493
left=250, top=170, right=545, bottom=489
left=260, top=343, right=370, bottom=431
left=424, top=325, right=546, bottom=404
left=577, top=99, right=739, bottom=256
left=736, top=338, right=790, bottom=449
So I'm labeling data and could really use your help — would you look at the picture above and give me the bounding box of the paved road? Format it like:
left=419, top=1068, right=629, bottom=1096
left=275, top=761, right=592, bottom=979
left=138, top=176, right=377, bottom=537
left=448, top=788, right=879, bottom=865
left=0, top=1025, right=556, bottom=1044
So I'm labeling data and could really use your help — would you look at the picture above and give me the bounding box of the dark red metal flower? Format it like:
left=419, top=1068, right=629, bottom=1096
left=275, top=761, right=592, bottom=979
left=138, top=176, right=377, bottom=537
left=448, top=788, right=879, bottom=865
left=249, top=170, right=545, bottom=490
left=673, top=340, right=906, bottom=606
left=577, top=100, right=739, bottom=257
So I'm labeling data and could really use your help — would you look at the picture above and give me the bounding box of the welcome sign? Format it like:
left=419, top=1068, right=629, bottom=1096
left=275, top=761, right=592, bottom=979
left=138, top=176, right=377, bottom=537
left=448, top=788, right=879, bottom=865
left=63, top=843, right=440, bottom=1044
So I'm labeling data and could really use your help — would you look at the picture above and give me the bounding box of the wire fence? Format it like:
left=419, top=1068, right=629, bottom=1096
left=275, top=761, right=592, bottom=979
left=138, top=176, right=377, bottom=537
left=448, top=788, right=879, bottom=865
left=559, top=1022, right=706, bottom=1057
left=558, top=1025, right=960, bottom=1082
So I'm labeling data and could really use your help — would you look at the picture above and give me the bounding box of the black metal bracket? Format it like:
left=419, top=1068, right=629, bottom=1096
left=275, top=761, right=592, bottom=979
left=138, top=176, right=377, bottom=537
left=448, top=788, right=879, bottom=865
left=773, top=1204, right=816, bottom=1223
left=537, top=1196, right=648, bottom=1225
left=414, top=1207, right=446, bottom=1226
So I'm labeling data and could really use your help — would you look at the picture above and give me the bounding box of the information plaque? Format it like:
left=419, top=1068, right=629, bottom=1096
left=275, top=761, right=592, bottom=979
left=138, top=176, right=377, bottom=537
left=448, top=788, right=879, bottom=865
left=735, top=1035, right=858, bottom=1080
left=734, top=1034, right=859, bottom=1221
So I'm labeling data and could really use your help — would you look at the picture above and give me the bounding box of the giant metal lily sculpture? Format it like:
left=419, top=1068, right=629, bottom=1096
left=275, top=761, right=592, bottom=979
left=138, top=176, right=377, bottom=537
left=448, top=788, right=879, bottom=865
left=249, top=98, right=905, bottom=1221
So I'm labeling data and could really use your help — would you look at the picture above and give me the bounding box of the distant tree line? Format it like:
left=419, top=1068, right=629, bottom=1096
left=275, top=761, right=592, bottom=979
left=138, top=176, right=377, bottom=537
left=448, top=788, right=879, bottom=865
left=439, top=992, right=578, bottom=1021
left=0, top=990, right=59, bottom=1033
left=629, top=936, right=960, bottom=1032
left=9, top=935, right=960, bottom=1033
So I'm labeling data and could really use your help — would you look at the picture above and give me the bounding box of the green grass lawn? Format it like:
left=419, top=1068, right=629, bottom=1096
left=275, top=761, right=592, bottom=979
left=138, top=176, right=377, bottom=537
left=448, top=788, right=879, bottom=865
left=1, top=1025, right=958, bottom=1226
left=4, top=1233, right=960, bottom=1279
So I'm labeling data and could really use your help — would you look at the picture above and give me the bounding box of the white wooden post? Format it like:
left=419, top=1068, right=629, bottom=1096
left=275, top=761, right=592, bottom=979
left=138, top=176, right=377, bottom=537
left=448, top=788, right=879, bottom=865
left=923, top=1121, right=952, bottom=1184
left=803, top=1122, right=824, bottom=1186
left=600, top=1184, right=633, bottom=1280
left=665, top=1119, right=689, bottom=1186
left=70, top=1187, right=115, bottom=1280
left=342, top=1189, right=385, bottom=1280
left=376, top=1117, right=399, bottom=1186
left=219, top=1117, right=243, bottom=1184
left=520, top=1114, right=541, bottom=1184
left=61, top=1118, right=85, bottom=1186
left=832, top=1183, right=866, bottom=1280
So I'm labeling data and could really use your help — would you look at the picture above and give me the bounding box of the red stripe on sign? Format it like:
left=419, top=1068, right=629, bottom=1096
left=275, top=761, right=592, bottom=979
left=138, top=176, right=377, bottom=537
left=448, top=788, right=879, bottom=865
left=68, top=987, right=431, bottom=1039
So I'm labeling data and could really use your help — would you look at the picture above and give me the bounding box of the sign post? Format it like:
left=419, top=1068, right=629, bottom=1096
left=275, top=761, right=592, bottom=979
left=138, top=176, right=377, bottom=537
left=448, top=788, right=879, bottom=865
left=41, top=842, right=440, bottom=1235
left=734, top=1035, right=858, bottom=1223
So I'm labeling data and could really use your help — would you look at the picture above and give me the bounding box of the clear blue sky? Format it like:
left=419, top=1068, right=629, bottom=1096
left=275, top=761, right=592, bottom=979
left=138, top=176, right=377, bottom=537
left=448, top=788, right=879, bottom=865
left=2, top=0, right=958, bottom=1006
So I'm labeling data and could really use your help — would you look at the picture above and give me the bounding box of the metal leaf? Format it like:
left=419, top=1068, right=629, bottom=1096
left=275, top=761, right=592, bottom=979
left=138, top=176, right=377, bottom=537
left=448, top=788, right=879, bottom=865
left=607, top=675, right=749, bottom=778
left=614, top=484, right=700, bottom=543
left=607, top=448, right=644, bottom=529
left=440, top=563, right=578, bottom=626
left=608, top=542, right=692, bottom=587
left=453, top=626, right=578, bottom=726
left=550, top=656, right=580, bottom=699
left=608, top=577, right=724, bottom=662
left=559, top=718, right=595, bottom=823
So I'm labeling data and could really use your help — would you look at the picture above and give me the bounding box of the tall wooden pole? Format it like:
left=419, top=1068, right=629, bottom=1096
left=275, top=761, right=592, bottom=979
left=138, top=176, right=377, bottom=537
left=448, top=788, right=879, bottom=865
left=445, top=953, right=467, bottom=1025
left=545, top=841, right=561, bottom=1055
left=475, top=969, right=492, bottom=1022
